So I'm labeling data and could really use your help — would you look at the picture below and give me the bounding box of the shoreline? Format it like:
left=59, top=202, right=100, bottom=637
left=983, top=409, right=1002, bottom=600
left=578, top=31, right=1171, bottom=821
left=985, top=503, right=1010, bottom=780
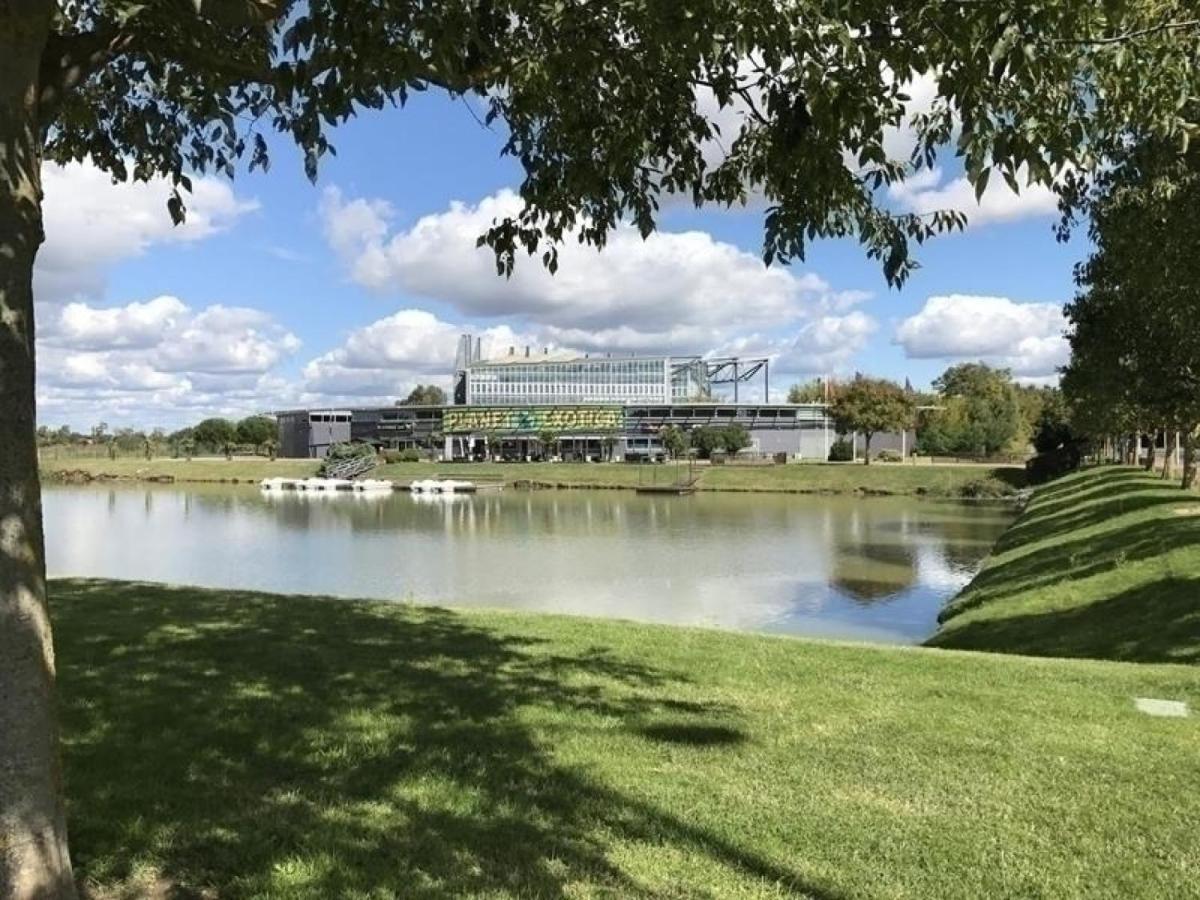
left=40, top=458, right=1027, bottom=499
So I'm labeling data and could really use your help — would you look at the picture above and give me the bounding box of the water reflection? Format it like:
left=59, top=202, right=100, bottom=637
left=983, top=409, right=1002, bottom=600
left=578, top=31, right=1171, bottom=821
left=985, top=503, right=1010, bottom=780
left=43, top=484, right=1013, bottom=644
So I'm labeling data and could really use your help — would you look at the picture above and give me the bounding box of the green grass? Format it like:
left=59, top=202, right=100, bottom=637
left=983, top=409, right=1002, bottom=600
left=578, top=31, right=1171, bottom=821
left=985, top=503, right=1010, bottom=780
left=928, top=467, right=1200, bottom=663
left=55, top=578, right=1199, bottom=899
left=42, top=456, right=1025, bottom=497
left=40, top=456, right=320, bottom=482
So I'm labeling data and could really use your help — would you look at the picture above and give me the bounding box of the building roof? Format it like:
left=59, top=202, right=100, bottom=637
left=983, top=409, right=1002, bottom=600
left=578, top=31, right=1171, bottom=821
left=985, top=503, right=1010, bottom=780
left=472, top=351, right=701, bottom=367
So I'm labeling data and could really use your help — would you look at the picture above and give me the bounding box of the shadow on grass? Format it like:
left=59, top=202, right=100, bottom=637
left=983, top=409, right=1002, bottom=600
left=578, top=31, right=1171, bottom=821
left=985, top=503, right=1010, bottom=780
left=53, top=580, right=841, bottom=899
left=933, top=468, right=1200, bottom=663
left=938, top=501, right=1200, bottom=626
left=636, top=722, right=748, bottom=747
left=928, top=578, right=1200, bottom=663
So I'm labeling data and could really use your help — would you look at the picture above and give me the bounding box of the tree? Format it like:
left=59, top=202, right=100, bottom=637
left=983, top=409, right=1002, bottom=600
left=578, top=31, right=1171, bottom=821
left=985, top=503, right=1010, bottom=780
left=7, top=2, right=1200, bottom=893
left=787, top=379, right=826, bottom=404
left=400, top=385, right=447, bottom=406
left=659, top=425, right=689, bottom=460
left=830, top=377, right=915, bottom=465
left=1063, top=137, right=1200, bottom=487
left=192, top=417, right=237, bottom=450
left=719, top=424, right=751, bottom=455
left=922, top=363, right=1026, bottom=456
left=536, top=429, right=559, bottom=461
left=236, top=415, right=277, bottom=448
left=689, top=427, right=724, bottom=460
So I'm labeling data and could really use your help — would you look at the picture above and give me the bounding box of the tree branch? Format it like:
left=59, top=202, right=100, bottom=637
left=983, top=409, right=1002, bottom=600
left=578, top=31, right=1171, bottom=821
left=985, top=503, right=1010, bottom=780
left=37, top=22, right=132, bottom=125
left=1053, top=18, right=1200, bottom=46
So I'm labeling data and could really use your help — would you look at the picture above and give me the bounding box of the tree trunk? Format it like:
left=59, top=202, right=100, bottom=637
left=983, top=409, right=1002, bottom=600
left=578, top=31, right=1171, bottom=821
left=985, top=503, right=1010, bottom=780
left=863, top=433, right=872, bottom=465
left=1143, top=430, right=1157, bottom=471
left=1183, top=428, right=1198, bottom=491
left=1162, top=431, right=1177, bottom=480
left=0, top=4, right=78, bottom=898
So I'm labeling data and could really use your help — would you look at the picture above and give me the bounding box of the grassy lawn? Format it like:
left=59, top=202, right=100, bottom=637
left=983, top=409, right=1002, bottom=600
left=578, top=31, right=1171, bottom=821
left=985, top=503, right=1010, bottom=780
left=929, top=467, right=1200, bottom=664
left=42, top=456, right=1025, bottom=497
left=55, top=579, right=1198, bottom=899
left=40, top=456, right=320, bottom=482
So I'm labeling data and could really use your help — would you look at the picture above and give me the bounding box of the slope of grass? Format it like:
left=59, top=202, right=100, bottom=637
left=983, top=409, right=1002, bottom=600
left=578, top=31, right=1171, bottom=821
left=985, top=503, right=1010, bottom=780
left=928, top=467, right=1200, bottom=663
left=42, top=456, right=1025, bottom=497
left=54, top=578, right=1198, bottom=899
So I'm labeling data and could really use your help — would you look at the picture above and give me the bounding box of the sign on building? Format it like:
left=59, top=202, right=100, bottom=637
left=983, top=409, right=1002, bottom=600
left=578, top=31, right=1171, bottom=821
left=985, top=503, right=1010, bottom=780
left=443, top=406, right=623, bottom=434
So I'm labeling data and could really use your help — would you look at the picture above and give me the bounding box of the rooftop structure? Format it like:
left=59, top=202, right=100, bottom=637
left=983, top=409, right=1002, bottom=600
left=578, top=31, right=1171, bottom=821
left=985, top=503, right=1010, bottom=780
left=452, top=334, right=768, bottom=406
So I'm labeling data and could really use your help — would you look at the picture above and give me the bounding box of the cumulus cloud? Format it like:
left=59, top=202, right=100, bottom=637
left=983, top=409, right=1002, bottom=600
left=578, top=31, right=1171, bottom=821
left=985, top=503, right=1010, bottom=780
left=894, top=294, right=1068, bottom=379
left=320, top=187, right=847, bottom=335
left=37, top=295, right=300, bottom=427
left=888, top=165, right=1058, bottom=226
left=301, top=309, right=531, bottom=402
left=36, top=160, right=257, bottom=304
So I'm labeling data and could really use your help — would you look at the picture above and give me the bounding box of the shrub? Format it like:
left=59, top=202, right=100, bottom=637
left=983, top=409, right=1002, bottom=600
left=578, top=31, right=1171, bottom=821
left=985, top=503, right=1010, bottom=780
left=876, top=448, right=903, bottom=463
left=827, top=438, right=854, bottom=462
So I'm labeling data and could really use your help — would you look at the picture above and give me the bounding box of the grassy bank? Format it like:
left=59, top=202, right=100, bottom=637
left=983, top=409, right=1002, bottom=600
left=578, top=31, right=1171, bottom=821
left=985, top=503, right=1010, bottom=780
left=54, top=579, right=1197, bottom=898
left=41, top=456, right=1024, bottom=497
left=929, top=467, right=1200, bottom=663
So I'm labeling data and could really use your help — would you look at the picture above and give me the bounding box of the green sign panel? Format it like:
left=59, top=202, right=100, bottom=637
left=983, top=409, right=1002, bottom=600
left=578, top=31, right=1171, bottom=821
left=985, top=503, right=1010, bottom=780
left=443, top=405, right=622, bottom=434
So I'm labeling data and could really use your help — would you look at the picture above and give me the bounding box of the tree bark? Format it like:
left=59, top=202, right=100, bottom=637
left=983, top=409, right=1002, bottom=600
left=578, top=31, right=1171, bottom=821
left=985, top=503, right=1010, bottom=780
left=0, top=2, right=77, bottom=898
left=863, top=433, right=872, bottom=465
left=1183, top=428, right=1198, bottom=491
left=1162, top=431, right=1177, bottom=480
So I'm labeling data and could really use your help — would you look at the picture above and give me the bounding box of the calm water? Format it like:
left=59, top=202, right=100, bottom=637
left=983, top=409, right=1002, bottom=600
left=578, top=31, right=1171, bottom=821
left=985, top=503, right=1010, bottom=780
left=42, top=485, right=1013, bottom=643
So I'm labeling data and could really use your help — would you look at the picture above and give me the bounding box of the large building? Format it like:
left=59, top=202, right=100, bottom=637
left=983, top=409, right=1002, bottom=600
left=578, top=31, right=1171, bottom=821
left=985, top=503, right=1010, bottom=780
left=277, top=334, right=855, bottom=460
left=453, top=336, right=712, bottom=406
left=277, top=401, right=839, bottom=461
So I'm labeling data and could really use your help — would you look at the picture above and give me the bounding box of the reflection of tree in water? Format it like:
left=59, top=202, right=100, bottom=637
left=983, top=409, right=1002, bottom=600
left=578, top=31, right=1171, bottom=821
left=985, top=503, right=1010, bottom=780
left=830, top=540, right=919, bottom=604
left=55, top=582, right=835, bottom=898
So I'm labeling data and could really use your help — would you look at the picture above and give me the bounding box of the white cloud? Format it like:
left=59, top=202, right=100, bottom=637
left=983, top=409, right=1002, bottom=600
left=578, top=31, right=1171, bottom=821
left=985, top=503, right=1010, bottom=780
left=894, top=294, right=1068, bottom=379
left=320, top=187, right=842, bottom=335
left=888, top=165, right=1058, bottom=226
left=301, top=309, right=529, bottom=401
left=37, top=296, right=300, bottom=427
left=36, top=160, right=257, bottom=304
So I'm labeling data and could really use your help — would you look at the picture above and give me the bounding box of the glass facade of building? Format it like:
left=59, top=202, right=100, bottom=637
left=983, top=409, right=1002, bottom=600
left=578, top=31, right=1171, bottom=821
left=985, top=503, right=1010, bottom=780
left=465, top=356, right=705, bottom=406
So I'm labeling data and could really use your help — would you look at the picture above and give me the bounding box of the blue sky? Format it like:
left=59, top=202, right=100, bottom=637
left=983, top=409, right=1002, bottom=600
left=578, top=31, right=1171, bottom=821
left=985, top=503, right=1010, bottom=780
left=34, top=87, right=1084, bottom=429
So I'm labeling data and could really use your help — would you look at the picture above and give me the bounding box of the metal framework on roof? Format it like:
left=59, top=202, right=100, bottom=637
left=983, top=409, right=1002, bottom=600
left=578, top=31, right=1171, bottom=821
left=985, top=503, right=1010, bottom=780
left=672, top=357, right=771, bottom=402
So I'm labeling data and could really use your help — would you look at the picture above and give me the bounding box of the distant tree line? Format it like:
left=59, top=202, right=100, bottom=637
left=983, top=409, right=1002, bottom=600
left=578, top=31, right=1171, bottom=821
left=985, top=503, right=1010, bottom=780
left=785, top=363, right=1070, bottom=464
left=1060, top=134, right=1200, bottom=488
left=37, top=416, right=279, bottom=460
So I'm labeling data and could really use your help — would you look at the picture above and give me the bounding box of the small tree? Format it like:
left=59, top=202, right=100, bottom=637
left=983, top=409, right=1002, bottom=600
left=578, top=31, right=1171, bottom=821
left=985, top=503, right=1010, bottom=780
left=401, top=385, right=448, bottom=406
left=831, top=378, right=915, bottom=465
left=236, top=415, right=276, bottom=448
left=660, top=426, right=689, bottom=460
left=193, top=417, right=237, bottom=452
left=537, top=429, right=559, bottom=461
left=720, top=424, right=751, bottom=455
left=787, top=379, right=826, bottom=404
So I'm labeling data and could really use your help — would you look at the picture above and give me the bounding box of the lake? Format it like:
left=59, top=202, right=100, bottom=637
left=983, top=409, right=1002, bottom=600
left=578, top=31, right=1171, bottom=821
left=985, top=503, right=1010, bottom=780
left=42, top=484, right=1014, bottom=643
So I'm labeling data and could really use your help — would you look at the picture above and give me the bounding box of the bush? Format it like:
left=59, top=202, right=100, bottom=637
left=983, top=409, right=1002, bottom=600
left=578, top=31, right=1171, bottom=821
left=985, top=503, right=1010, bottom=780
left=875, top=449, right=903, bottom=463
left=828, top=438, right=854, bottom=462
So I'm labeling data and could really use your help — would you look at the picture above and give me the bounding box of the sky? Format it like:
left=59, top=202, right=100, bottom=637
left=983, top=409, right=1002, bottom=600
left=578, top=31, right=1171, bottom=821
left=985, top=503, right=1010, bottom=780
left=34, top=84, right=1086, bottom=431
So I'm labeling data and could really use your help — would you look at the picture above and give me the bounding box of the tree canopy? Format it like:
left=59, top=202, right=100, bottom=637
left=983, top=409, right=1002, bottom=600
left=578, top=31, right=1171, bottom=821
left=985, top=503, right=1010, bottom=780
left=918, top=363, right=1026, bottom=457
left=236, top=415, right=277, bottom=446
left=830, top=376, right=914, bottom=464
left=192, top=417, right=238, bottom=448
left=401, top=385, right=448, bottom=406
left=16, top=1, right=1200, bottom=285
left=8, top=1, right=1200, bottom=895
left=1062, top=138, right=1200, bottom=486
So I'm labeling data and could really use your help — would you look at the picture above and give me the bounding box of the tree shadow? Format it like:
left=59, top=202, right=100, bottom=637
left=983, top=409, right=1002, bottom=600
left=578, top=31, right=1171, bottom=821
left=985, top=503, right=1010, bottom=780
left=52, top=579, right=842, bottom=899
left=938, top=503, right=1200, bottom=628
left=928, top=578, right=1200, bottom=663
